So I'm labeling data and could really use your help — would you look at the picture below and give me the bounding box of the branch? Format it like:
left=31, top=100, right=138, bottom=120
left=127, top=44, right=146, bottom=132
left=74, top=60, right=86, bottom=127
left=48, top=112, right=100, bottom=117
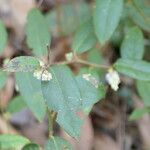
left=52, top=55, right=109, bottom=69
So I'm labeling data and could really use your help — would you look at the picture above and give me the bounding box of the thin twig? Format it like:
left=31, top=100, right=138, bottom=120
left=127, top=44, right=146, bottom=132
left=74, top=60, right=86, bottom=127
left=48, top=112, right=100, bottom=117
left=77, top=58, right=109, bottom=69
left=52, top=58, right=109, bottom=69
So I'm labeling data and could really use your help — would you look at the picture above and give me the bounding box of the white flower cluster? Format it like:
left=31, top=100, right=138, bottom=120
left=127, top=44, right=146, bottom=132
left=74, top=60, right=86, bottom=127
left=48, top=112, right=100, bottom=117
left=65, top=52, right=73, bottom=61
left=105, top=68, right=120, bottom=91
left=33, top=60, right=52, bottom=81
left=33, top=69, right=52, bottom=81
left=82, top=73, right=99, bottom=88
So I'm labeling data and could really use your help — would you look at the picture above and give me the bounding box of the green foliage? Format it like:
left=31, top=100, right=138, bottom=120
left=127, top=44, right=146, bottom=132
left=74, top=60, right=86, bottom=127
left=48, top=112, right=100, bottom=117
left=94, top=0, right=123, bottom=44
left=7, top=95, right=27, bottom=114
left=4, top=56, right=40, bottom=72
left=76, top=75, right=106, bottom=109
left=0, top=134, right=29, bottom=150
left=42, top=65, right=106, bottom=138
left=0, top=0, right=150, bottom=149
left=121, top=26, right=144, bottom=60
left=114, top=59, right=150, bottom=81
left=87, top=48, right=104, bottom=65
left=45, top=2, right=90, bottom=36
left=136, top=81, right=150, bottom=106
left=0, top=20, right=7, bottom=54
left=42, top=65, right=82, bottom=138
left=129, top=107, right=150, bottom=120
left=45, top=136, right=73, bottom=150
left=16, top=72, right=46, bottom=121
left=87, top=48, right=106, bottom=79
left=72, top=19, right=97, bottom=54
left=22, top=143, right=40, bottom=150
left=126, top=0, right=150, bottom=32
left=26, top=8, right=51, bottom=56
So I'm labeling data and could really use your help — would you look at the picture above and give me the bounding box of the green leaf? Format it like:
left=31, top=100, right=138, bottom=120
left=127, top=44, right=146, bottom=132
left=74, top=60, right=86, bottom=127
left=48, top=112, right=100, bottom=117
left=22, top=143, right=40, bottom=150
left=42, top=65, right=82, bottom=138
left=110, top=24, right=123, bottom=46
left=72, top=19, right=97, bottom=54
left=136, top=81, right=150, bottom=106
left=94, top=0, right=123, bottom=44
left=7, top=95, right=27, bottom=114
left=26, top=8, right=51, bottom=56
left=0, top=134, right=29, bottom=150
left=129, top=107, right=150, bottom=120
left=126, top=0, right=150, bottom=32
left=45, top=2, right=90, bottom=36
left=16, top=72, right=46, bottom=121
left=0, top=20, right=7, bottom=54
left=121, top=27, right=144, bottom=60
left=114, top=59, right=150, bottom=81
left=87, top=49, right=106, bottom=79
left=0, top=71, right=7, bottom=89
left=4, top=56, right=40, bottom=72
left=76, top=75, right=106, bottom=110
left=45, top=136, right=73, bottom=150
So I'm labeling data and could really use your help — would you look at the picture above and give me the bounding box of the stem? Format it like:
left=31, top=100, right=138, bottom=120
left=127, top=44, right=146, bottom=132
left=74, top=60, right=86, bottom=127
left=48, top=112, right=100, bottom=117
left=77, top=58, right=109, bottom=69
left=48, top=110, right=57, bottom=137
left=52, top=57, right=109, bottom=69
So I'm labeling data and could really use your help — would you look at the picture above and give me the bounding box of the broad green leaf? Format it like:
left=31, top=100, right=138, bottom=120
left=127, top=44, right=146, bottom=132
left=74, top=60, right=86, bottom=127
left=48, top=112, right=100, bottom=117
left=87, top=48, right=105, bottom=65
left=121, top=27, right=144, bottom=60
left=42, top=65, right=82, bottom=138
left=76, top=75, right=106, bottom=111
left=0, top=71, right=7, bottom=89
left=7, top=95, right=27, bottom=114
left=45, top=2, right=90, bottom=36
left=78, top=67, right=101, bottom=82
left=4, top=56, right=40, bottom=72
left=0, top=21, right=7, bottom=54
left=110, top=24, right=123, bottom=46
left=72, top=19, right=97, bottom=54
left=87, top=49, right=106, bottom=80
left=129, top=108, right=150, bottom=120
left=26, top=8, right=51, bottom=56
left=16, top=72, right=46, bottom=121
left=94, top=0, right=123, bottom=44
left=136, top=81, right=150, bottom=106
left=22, top=143, right=40, bottom=150
left=45, top=136, right=72, bottom=150
left=0, top=134, right=29, bottom=150
left=114, top=59, right=150, bottom=81
left=126, top=0, right=150, bottom=31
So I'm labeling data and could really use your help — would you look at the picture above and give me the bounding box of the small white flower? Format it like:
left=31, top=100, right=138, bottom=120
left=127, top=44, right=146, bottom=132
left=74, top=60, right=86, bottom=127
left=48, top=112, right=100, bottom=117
left=65, top=52, right=73, bottom=61
left=39, top=60, right=45, bottom=68
left=105, top=68, right=120, bottom=91
left=82, top=73, right=99, bottom=88
left=33, top=69, right=52, bottom=81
